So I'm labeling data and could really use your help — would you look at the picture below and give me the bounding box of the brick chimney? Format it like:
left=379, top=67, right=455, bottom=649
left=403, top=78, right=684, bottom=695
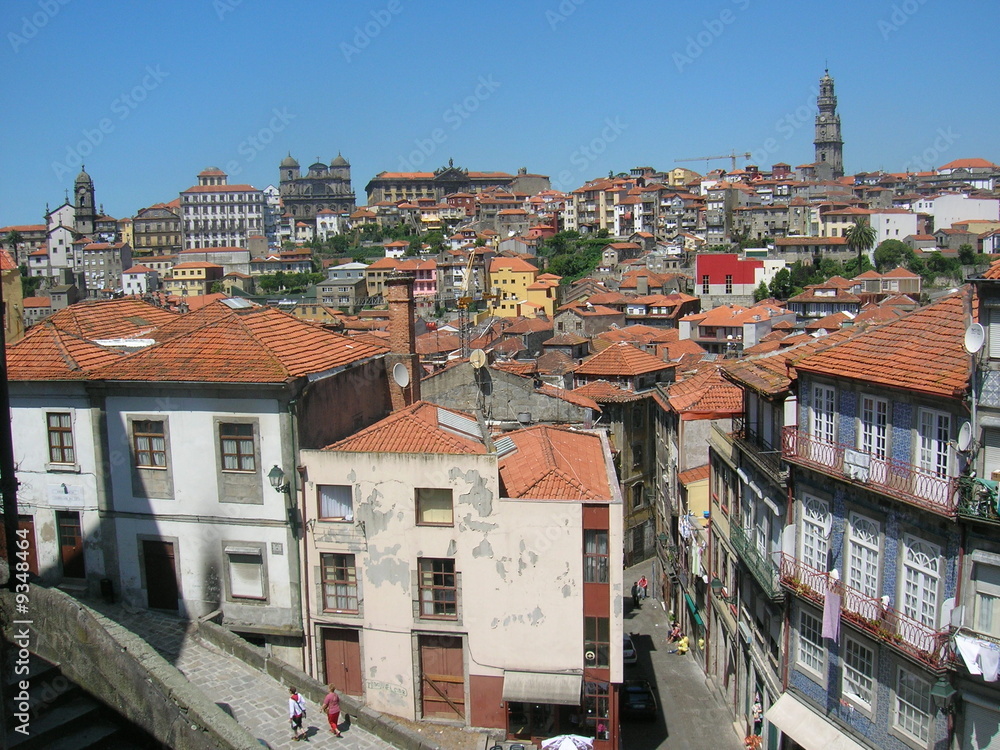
left=385, top=272, right=420, bottom=408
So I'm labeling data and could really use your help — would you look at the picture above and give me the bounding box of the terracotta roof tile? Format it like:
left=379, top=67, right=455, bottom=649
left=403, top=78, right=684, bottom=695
left=572, top=380, right=646, bottom=403
left=45, top=299, right=178, bottom=340
left=575, top=342, right=670, bottom=377
left=326, top=401, right=487, bottom=454
left=666, top=364, right=742, bottom=417
left=678, top=464, right=710, bottom=484
left=499, top=426, right=613, bottom=501
left=793, top=288, right=972, bottom=398
left=8, top=322, right=124, bottom=381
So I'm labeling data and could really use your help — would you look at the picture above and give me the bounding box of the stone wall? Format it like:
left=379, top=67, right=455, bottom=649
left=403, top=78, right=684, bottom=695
left=0, top=586, right=259, bottom=750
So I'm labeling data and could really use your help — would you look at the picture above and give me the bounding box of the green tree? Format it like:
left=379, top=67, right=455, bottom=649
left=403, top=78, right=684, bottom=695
left=20, top=264, right=41, bottom=298
left=845, top=218, right=877, bottom=271
left=873, top=239, right=909, bottom=272
left=958, top=243, right=977, bottom=266
left=768, top=268, right=793, bottom=300
left=753, top=280, right=769, bottom=302
left=210, top=281, right=225, bottom=294
left=405, top=238, right=422, bottom=256
left=5, top=229, right=23, bottom=260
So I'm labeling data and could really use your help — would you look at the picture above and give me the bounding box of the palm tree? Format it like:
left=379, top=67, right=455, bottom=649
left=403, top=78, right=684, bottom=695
left=845, top=218, right=876, bottom=273
left=4, top=229, right=22, bottom=262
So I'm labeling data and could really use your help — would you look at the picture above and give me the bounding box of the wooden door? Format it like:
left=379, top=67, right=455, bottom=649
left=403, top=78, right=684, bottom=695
left=322, top=628, right=362, bottom=696
left=143, top=540, right=179, bottom=610
left=419, top=634, right=465, bottom=719
left=56, top=511, right=85, bottom=579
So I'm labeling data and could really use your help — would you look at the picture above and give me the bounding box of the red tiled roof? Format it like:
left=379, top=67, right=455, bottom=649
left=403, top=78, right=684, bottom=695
left=666, top=364, right=742, bottom=418
left=572, top=380, right=646, bottom=403
left=7, top=322, right=124, bottom=381
left=326, top=401, right=486, bottom=454
left=575, top=342, right=670, bottom=377
left=678, top=464, right=710, bottom=484
left=793, top=288, right=972, bottom=398
left=44, top=299, right=177, bottom=340
left=499, top=426, right=613, bottom=501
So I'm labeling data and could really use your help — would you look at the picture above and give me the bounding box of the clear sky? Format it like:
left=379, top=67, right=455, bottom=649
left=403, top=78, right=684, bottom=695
left=1, top=0, right=996, bottom=224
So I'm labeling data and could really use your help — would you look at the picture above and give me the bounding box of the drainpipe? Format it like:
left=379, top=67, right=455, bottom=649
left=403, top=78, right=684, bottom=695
left=297, top=462, right=313, bottom=677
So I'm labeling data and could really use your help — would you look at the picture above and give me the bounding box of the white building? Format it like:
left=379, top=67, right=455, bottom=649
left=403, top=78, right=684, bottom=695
left=912, top=193, right=1000, bottom=233
left=315, top=209, right=343, bottom=242
left=8, top=296, right=393, bottom=666
left=122, top=265, right=159, bottom=295
left=299, top=403, right=625, bottom=746
left=180, top=167, right=265, bottom=250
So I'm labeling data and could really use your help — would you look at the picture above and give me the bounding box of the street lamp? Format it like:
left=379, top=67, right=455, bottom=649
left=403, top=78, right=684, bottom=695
left=268, top=465, right=289, bottom=493
left=930, top=677, right=957, bottom=714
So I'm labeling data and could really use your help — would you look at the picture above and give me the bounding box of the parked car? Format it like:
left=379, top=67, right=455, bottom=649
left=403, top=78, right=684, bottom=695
left=620, top=679, right=657, bottom=720
left=623, top=634, right=638, bottom=665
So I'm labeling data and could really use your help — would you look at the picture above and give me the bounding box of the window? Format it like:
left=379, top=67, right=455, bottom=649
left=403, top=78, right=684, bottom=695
left=701, top=274, right=710, bottom=294
left=583, top=681, right=610, bottom=739
left=133, top=420, right=167, bottom=467
left=843, top=637, right=876, bottom=709
left=416, top=488, right=453, bottom=526
left=845, top=513, right=880, bottom=599
left=811, top=384, right=835, bottom=443
left=632, top=443, right=644, bottom=468
left=917, top=408, right=950, bottom=478
left=725, top=274, right=733, bottom=294
left=419, top=558, right=457, bottom=618
left=796, top=609, right=824, bottom=677
left=631, top=483, right=644, bottom=509
left=902, top=537, right=940, bottom=628
left=893, top=667, right=932, bottom=743
left=584, top=616, right=610, bottom=668
left=859, top=395, right=888, bottom=458
left=800, top=495, right=830, bottom=572
left=226, top=546, right=265, bottom=600
left=971, top=562, right=1000, bottom=637
left=584, top=530, right=609, bottom=583
left=321, top=553, right=358, bottom=612
left=220, top=422, right=255, bottom=472
left=318, top=485, right=353, bottom=521
left=47, top=412, right=74, bottom=464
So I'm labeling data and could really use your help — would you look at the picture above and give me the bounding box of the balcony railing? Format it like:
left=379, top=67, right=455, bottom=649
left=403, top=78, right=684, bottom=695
left=782, top=426, right=958, bottom=517
left=732, top=416, right=786, bottom=481
left=778, top=553, right=950, bottom=669
left=957, top=475, right=1000, bottom=524
left=730, top=524, right=783, bottom=600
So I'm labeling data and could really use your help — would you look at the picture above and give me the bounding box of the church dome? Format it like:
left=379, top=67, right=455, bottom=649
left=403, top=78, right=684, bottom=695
left=281, top=153, right=299, bottom=168
left=330, top=152, right=349, bottom=167
left=75, top=167, right=93, bottom=184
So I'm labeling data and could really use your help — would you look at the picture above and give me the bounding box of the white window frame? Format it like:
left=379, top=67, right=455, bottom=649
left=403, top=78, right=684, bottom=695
left=901, top=536, right=941, bottom=629
left=225, top=544, right=267, bottom=601
left=845, top=512, right=881, bottom=599
left=842, top=635, right=876, bottom=712
left=916, top=408, right=951, bottom=478
left=800, top=494, right=830, bottom=572
left=318, top=484, right=354, bottom=522
left=891, top=665, right=932, bottom=744
left=796, top=608, right=825, bottom=680
left=811, top=384, right=835, bottom=444
left=859, top=394, right=888, bottom=459
left=970, top=560, right=1000, bottom=638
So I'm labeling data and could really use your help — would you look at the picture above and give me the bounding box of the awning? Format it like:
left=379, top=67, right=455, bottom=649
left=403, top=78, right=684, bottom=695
left=502, top=671, right=582, bottom=706
left=764, top=693, right=868, bottom=750
left=684, top=594, right=705, bottom=628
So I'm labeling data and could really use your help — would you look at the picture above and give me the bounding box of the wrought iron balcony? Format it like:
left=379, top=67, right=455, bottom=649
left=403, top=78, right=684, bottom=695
left=778, top=553, right=950, bottom=669
left=732, top=415, right=787, bottom=482
left=730, top=524, right=783, bottom=600
left=781, top=426, right=958, bottom=517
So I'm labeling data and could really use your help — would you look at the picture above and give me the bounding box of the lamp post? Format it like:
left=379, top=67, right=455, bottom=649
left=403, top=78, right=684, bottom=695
left=268, top=465, right=288, bottom=493
left=930, top=676, right=957, bottom=714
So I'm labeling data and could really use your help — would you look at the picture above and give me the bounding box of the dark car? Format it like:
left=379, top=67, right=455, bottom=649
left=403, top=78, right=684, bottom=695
left=620, top=679, right=657, bottom=720
left=623, top=634, right=638, bottom=665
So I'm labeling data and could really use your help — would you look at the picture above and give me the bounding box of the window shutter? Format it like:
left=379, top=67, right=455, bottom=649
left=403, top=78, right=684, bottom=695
left=228, top=552, right=264, bottom=598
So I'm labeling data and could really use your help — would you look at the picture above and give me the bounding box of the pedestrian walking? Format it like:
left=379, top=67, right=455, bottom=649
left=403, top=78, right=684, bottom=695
left=322, top=683, right=343, bottom=737
left=638, top=574, right=648, bottom=599
left=288, top=686, right=307, bottom=741
left=631, top=581, right=641, bottom=608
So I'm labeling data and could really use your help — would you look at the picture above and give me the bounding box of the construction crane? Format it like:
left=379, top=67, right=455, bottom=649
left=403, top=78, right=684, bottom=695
left=456, top=250, right=478, bottom=358
left=676, top=150, right=752, bottom=172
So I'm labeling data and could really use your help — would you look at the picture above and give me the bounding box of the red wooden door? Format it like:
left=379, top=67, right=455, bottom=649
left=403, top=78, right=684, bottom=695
left=322, top=628, right=362, bottom=696
left=56, top=511, right=85, bottom=579
left=143, top=540, right=179, bottom=610
left=419, top=634, right=465, bottom=719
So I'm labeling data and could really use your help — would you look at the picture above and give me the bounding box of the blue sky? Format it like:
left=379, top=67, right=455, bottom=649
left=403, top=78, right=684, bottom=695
left=1, top=0, right=996, bottom=224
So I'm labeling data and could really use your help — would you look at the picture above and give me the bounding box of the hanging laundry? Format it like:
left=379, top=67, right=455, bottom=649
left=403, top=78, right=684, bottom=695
left=954, top=634, right=983, bottom=676
left=979, top=644, right=1000, bottom=682
left=822, top=590, right=841, bottom=640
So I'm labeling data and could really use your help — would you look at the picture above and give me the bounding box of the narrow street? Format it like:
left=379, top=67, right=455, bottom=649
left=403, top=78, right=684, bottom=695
left=622, top=563, right=744, bottom=750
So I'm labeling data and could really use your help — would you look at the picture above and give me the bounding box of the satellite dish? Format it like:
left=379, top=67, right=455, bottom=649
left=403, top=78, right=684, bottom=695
left=392, top=362, right=410, bottom=388
left=964, top=323, right=985, bottom=354
left=957, top=421, right=973, bottom=452
left=469, top=349, right=487, bottom=369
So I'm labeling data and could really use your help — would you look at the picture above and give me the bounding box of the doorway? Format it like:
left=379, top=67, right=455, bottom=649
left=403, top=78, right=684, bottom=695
left=419, top=634, right=465, bottom=719
left=322, top=628, right=363, bottom=695
left=56, top=511, right=85, bottom=579
left=142, top=540, right=179, bottom=610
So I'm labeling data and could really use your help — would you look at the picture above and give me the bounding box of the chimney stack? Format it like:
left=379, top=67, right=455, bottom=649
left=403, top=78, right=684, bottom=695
left=385, top=273, right=420, bottom=408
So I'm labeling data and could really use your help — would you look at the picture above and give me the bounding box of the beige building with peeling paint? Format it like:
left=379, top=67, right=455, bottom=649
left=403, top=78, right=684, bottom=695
left=299, top=401, right=624, bottom=748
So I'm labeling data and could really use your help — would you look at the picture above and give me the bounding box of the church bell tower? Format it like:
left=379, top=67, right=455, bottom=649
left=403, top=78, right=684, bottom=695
left=814, top=70, right=844, bottom=180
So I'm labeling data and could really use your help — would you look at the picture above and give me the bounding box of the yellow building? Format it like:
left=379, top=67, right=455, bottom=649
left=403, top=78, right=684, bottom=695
left=162, top=261, right=224, bottom=297
left=667, top=167, right=700, bottom=188
left=524, top=272, right=561, bottom=318
left=487, top=256, right=539, bottom=318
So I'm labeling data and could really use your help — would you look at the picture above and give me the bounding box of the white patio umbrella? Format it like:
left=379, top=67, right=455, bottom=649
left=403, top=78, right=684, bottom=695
left=540, top=734, right=595, bottom=750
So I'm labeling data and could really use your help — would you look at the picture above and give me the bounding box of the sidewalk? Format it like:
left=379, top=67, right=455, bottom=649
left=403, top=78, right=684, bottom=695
left=622, top=562, right=743, bottom=750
